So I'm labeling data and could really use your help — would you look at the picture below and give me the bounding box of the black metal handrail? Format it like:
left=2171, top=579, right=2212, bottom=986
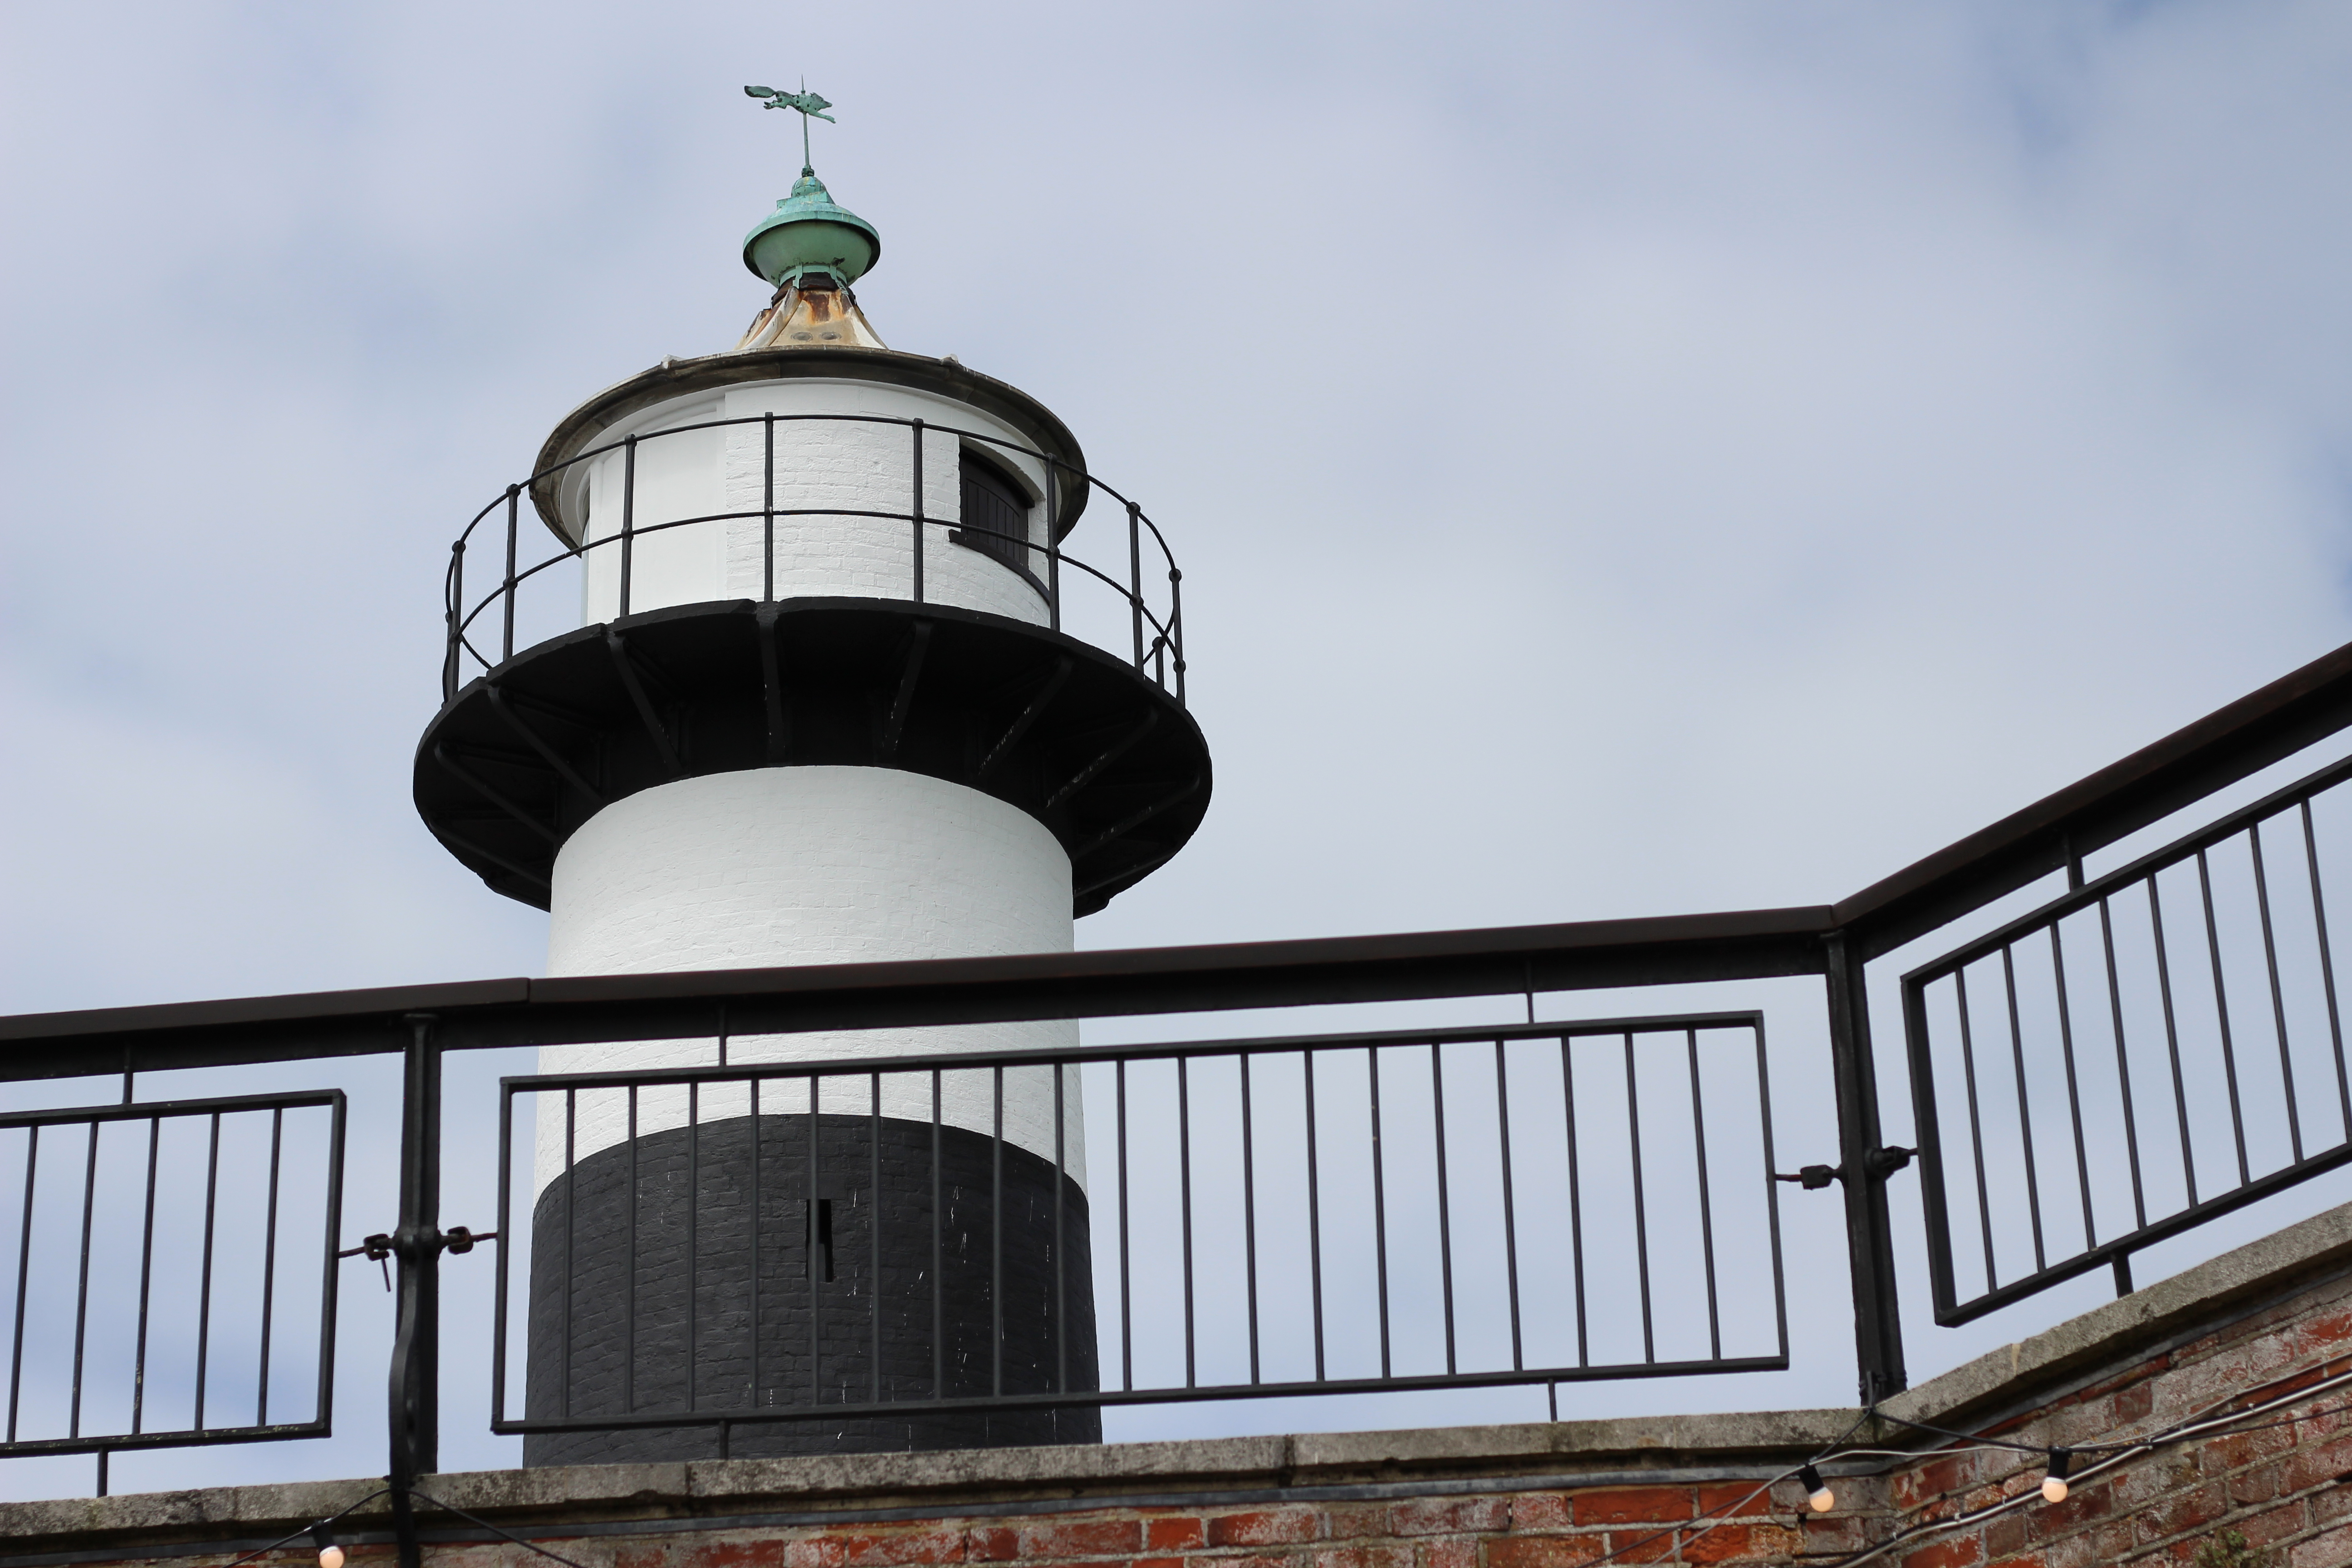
left=0, top=1089, right=346, bottom=1495
left=440, top=413, right=1186, bottom=707
left=10, top=633, right=2352, bottom=1531
left=489, top=1013, right=1788, bottom=1450
left=1903, top=744, right=2352, bottom=1324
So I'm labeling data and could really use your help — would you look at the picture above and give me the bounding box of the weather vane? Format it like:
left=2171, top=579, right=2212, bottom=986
left=744, top=80, right=836, bottom=176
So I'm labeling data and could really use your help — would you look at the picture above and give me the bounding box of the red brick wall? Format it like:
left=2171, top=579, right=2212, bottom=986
left=572, top=1488, right=1805, bottom=1568
left=466, top=1271, right=2351, bottom=1568
left=1859, top=1269, right=2352, bottom=1568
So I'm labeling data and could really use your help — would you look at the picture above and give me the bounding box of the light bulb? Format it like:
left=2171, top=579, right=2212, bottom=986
left=1798, top=1464, right=1834, bottom=1514
left=2040, top=1448, right=2072, bottom=1504
left=319, top=1545, right=346, bottom=1568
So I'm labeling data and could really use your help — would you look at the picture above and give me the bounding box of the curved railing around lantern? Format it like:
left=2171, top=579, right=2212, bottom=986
left=440, top=412, right=1186, bottom=706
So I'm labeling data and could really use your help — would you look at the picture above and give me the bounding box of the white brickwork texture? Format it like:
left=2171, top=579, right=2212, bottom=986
left=539, top=766, right=1080, bottom=1194
left=576, top=379, right=1050, bottom=627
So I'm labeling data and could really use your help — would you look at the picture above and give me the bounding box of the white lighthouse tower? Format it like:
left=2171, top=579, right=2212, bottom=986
left=413, top=88, right=1210, bottom=1462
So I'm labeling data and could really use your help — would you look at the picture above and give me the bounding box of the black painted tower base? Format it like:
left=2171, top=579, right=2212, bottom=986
left=524, top=1112, right=1100, bottom=1465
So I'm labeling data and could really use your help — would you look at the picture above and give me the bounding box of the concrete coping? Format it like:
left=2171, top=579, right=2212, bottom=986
left=4, top=1200, right=2347, bottom=1556
left=1877, top=1196, right=2352, bottom=1433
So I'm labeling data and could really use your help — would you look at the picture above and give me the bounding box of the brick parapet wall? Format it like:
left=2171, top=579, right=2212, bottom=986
left=6, top=1208, right=2350, bottom=1568
left=1854, top=1258, right=2352, bottom=1568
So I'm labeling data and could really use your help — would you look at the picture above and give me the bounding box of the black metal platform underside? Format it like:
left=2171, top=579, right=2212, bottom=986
left=414, top=598, right=1210, bottom=916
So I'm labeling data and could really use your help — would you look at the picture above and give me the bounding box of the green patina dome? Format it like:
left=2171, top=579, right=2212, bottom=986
left=742, top=170, right=880, bottom=289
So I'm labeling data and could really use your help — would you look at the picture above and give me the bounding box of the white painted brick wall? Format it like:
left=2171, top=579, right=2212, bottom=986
left=575, top=380, right=1050, bottom=627
left=539, top=767, right=1081, bottom=1196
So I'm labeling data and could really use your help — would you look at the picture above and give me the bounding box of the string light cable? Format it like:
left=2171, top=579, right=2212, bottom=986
left=218, top=1489, right=388, bottom=1568
left=1554, top=1408, right=1886, bottom=1568
left=1815, top=1357, right=2352, bottom=1568
left=212, top=1485, right=593, bottom=1568
left=1572, top=1355, right=2352, bottom=1568
left=99, top=1358, right=2352, bottom=1568
left=404, top=1488, right=593, bottom=1568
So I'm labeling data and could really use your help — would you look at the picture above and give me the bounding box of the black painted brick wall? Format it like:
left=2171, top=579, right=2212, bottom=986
left=525, top=1112, right=1100, bottom=1465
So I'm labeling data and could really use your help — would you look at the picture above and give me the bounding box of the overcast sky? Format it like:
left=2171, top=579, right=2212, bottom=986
left=6, top=0, right=2352, bottom=1500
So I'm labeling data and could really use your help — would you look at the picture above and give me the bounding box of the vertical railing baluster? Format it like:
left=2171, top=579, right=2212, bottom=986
left=2149, top=876, right=2199, bottom=1205
left=1045, top=466, right=1061, bottom=634
left=1303, top=1050, right=1326, bottom=1382
left=2098, top=898, right=2150, bottom=1234
left=502, top=484, right=519, bottom=662
left=1684, top=1030, right=1721, bottom=1362
left=130, top=1119, right=159, bottom=1434
left=929, top=1071, right=941, bottom=1399
left=444, top=543, right=464, bottom=701
left=990, top=1067, right=1004, bottom=1399
left=561, top=1089, right=575, bottom=1417
left=686, top=1081, right=699, bottom=1413
left=2301, top=799, right=2352, bottom=1138
left=619, top=434, right=637, bottom=619
left=2197, top=849, right=2253, bottom=1184
left=2049, top=923, right=2098, bottom=1252
left=807, top=1073, right=820, bottom=1406
left=2000, top=946, right=2048, bottom=1272
left=1240, top=1054, right=1260, bottom=1385
left=1622, top=1033, right=1654, bottom=1364
left=195, top=1114, right=220, bottom=1428
left=8, top=1127, right=35, bottom=1443
left=1368, top=1046, right=1391, bottom=1378
left=1493, top=1040, right=1524, bottom=1373
left=257, top=1107, right=282, bottom=1424
left=1430, top=1043, right=1457, bottom=1376
left=1561, top=1037, right=1588, bottom=1368
left=910, top=419, right=925, bottom=604
left=1116, top=1059, right=1132, bottom=1392
left=750, top=1076, right=763, bottom=1409
left=1178, top=1057, right=1196, bottom=1388
left=870, top=1071, right=882, bottom=1404
left=1955, top=969, right=1999, bottom=1288
left=1168, top=566, right=1186, bottom=706
left=1127, top=501, right=1144, bottom=669
left=624, top=1085, right=638, bottom=1413
left=1053, top=1063, right=1068, bottom=1396
left=2249, top=822, right=2305, bottom=1161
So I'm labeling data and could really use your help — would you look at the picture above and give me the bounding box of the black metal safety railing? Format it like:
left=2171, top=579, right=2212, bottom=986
left=0, top=1090, right=346, bottom=1493
left=1903, top=747, right=2352, bottom=1324
left=440, top=414, right=1185, bottom=707
left=490, top=1014, right=1788, bottom=1452
left=11, top=633, right=2352, bottom=1546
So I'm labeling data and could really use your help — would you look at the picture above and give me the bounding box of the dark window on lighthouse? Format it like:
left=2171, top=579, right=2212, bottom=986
left=956, top=448, right=1039, bottom=587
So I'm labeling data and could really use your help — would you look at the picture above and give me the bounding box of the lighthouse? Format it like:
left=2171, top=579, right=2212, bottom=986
left=412, top=89, right=1211, bottom=1464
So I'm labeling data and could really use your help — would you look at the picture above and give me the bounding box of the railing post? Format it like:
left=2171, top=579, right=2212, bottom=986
left=1823, top=932, right=1906, bottom=1404
left=1127, top=501, right=1145, bottom=670
left=619, top=434, right=637, bottom=620
left=387, top=1013, right=442, bottom=1568
left=501, top=485, right=519, bottom=663
left=442, top=544, right=463, bottom=704
left=911, top=419, right=925, bottom=604
left=1045, top=466, right=1060, bottom=633
left=763, top=413, right=775, bottom=603
left=1169, top=566, right=1186, bottom=706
